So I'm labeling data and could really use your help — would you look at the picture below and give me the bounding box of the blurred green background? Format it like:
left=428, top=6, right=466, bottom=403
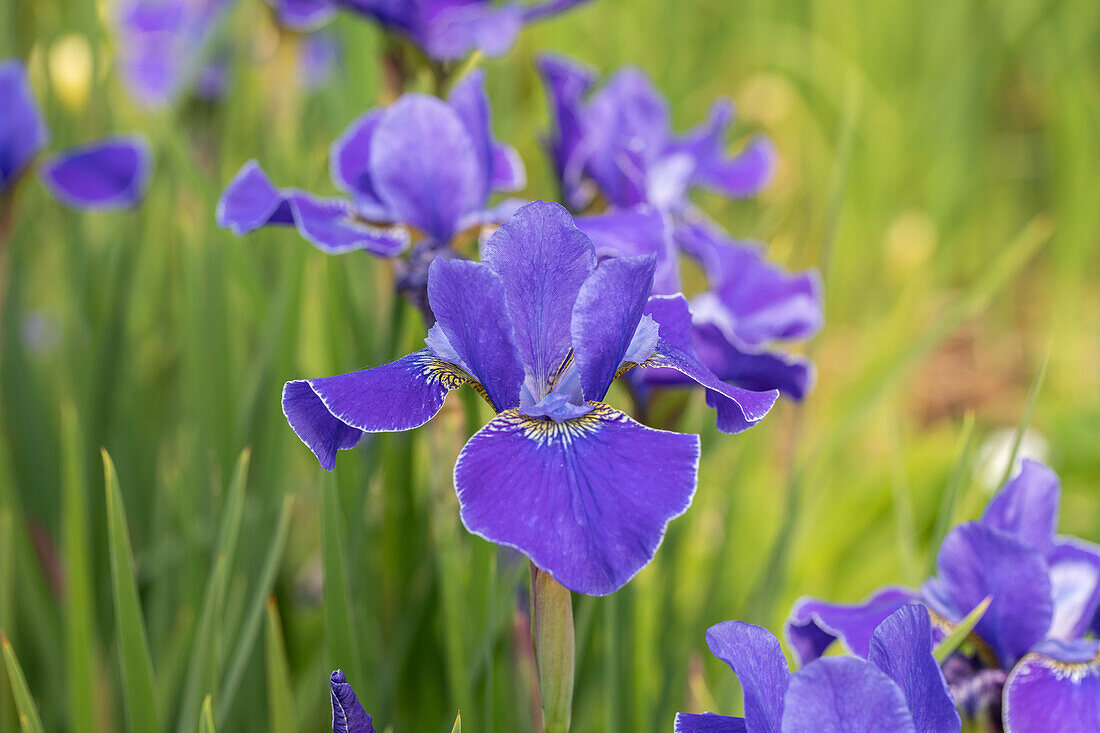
left=1, top=0, right=1098, bottom=731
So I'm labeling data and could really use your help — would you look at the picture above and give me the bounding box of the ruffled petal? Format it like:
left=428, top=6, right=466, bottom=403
left=329, top=110, right=390, bottom=214
left=981, top=459, right=1060, bottom=556
left=272, top=0, right=336, bottom=31
left=216, top=161, right=296, bottom=235
left=283, top=349, right=469, bottom=469
left=674, top=714, right=748, bottom=733
left=704, top=621, right=790, bottom=733
left=576, top=207, right=680, bottom=295
left=1048, top=537, right=1100, bottom=640
left=928, top=522, right=1052, bottom=667
left=785, top=586, right=918, bottom=665
left=330, top=670, right=375, bottom=733
left=289, top=193, right=409, bottom=256
left=427, top=258, right=525, bottom=411
left=537, top=54, right=597, bottom=209
left=868, top=605, right=961, bottom=733
left=368, top=94, right=482, bottom=242
left=0, top=60, right=48, bottom=191
left=39, top=136, right=152, bottom=209
left=1003, top=640, right=1100, bottom=733
left=571, top=255, right=657, bottom=402
left=481, top=201, right=596, bottom=401
left=780, top=657, right=915, bottom=733
left=642, top=295, right=777, bottom=433
left=455, top=402, right=698, bottom=595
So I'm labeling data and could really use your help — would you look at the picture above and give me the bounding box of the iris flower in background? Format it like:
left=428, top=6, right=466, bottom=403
left=269, top=0, right=593, bottom=61
left=786, top=460, right=1100, bottom=732
left=676, top=605, right=960, bottom=733
left=330, top=670, right=374, bottom=733
left=217, top=68, right=524, bottom=317
left=282, top=201, right=777, bottom=595
left=0, top=60, right=151, bottom=210
left=539, top=55, right=823, bottom=402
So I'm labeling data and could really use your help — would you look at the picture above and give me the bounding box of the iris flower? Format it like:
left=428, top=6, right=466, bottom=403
left=217, top=69, right=524, bottom=314
left=539, top=56, right=822, bottom=401
left=330, top=670, right=374, bottom=733
left=785, top=460, right=1100, bottom=732
left=676, top=605, right=961, bottom=733
left=269, top=0, right=593, bottom=60
left=282, top=200, right=777, bottom=595
left=1, top=61, right=151, bottom=210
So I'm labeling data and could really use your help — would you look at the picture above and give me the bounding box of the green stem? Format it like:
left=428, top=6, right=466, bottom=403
left=529, top=564, right=574, bottom=733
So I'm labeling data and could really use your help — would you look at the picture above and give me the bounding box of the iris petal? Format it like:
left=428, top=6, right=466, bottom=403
left=1048, top=537, right=1100, bottom=640
left=216, top=160, right=296, bottom=235
left=455, top=402, right=698, bottom=595
left=704, top=621, right=790, bottom=733
left=780, top=657, right=915, bottom=733
left=330, top=670, right=375, bottom=733
left=329, top=110, right=389, bottom=214
left=272, top=0, right=336, bottom=31
left=0, top=60, right=48, bottom=191
left=785, top=586, right=917, bottom=665
left=981, top=458, right=1060, bottom=556
left=288, top=193, right=408, bottom=256
left=576, top=208, right=680, bottom=295
left=39, top=136, right=152, bottom=210
left=674, top=713, right=748, bottom=733
left=537, top=55, right=597, bottom=209
left=448, top=69, right=524, bottom=202
left=691, top=323, right=815, bottom=400
left=1003, top=640, right=1100, bottom=733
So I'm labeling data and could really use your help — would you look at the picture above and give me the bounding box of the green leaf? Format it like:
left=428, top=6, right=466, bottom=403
left=933, top=597, right=992, bottom=664
left=996, top=346, right=1052, bottom=489
left=103, top=448, right=160, bottom=733
left=264, top=598, right=297, bottom=733
left=320, top=474, right=363, bottom=691
left=200, top=695, right=217, bottom=733
left=61, top=403, right=96, bottom=733
left=451, top=713, right=462, bottom=733
left=1, top=631, right=46, bottom=733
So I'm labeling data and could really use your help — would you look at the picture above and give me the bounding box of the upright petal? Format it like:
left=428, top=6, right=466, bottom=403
left=576, top=207, right=680, bottom=295
left=289, top=194, right=408, bottom=256
left=868, top=605, right=961, bottom=733
left=283, top=349, right=470, bottom=470
left=448, top=69, right=521, bottom=203
left=1003, top=639, right=1100, bottom=733
left=368, top=94, right=481, bottom=242
left=704, top=621, right=790, bottom=733
left=675, top=714, right=748, bottom=733
left=481, top=201, right=597, bottom=401
left=216, top=160, right=296, bottom=235
left=642, top=295, right=777, bottom=433
left=0, top=60, right=48, bottom=190
left=490, top=142, right=526, bottom=192
left=981, top=459, right=1060, bottom=555
left=537, top=54, right=597, bottom=209
left=785, top=586, right=918, bottom=665
left=455, top=403, right=699, bottom=595
left=1048, top=538, right=1100, bottom=641
left=272, top=0, right=336, bottom=31
left=571, top=255, right=657, bottom=402
left=780, top=657, right=915, bottom=733
left=330, top=670, right=375, bottom=733
left=929, top=522, right=1052, bottom=667
left=427, top=258, right=525, bottom=411
left=39, top=136, right=152, bottom=209
left=329, top=110, right=390, bottom=215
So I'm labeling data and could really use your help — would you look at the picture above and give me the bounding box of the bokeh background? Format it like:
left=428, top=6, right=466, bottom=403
left=2, top=0, right=1099, bottom=731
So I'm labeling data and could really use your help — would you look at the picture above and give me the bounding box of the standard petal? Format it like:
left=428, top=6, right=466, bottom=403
left=1003, top=639, right=1100, bottom=733
left=368, top=94, right=482, bottom=241
left=283, top=349, right=469, bottom=469
left=785, top=586, right=918, bottom=665
left=537, top=54, right=597, bottom=209
left=780, top=657, right=915, bottom=733
left=0, top=60, right=48, bottom=190
left=329, top=110, right=389, bottom=213
left=447, top=68, right=497, bottom=203
left=571, top=255, right=657, bottom=402
left=981, top=459, right=1060, bottom=555
left=692, top=323, right=815, bottom=400
left=1048, top=537, right=1100, bottom=640
left=642, top=295, right=778, bottom=433
left=427, top=258, right=525, bottom=411
left=39, top=136, right=152, bottom=209
left=330, top=669, right=375, bottom=733
left=289, top=193, right=408, bottom=256
left=575, top=207, right=680, bottom=295
left=490, top=142, right=526, bottom=192
left=675, top=713, right=749, bottom=733
left=704, top=622, right=790, bottom=733
left=455, top=403, right=699, bottom=596
left=271, top=0, right=336, bottom=31
left=216, top=161, right=296, bottom=235
left=868, top=605, right=961, bottom=733
left=481, top=201, right=597, bottom=400
left=929, top=522, right=1052, bottom=667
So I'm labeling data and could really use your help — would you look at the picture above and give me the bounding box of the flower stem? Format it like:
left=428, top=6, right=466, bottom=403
left=529, top=563, right=574, bottom=733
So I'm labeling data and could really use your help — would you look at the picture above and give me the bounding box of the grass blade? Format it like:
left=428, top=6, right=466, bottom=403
left=451, top=713, right=462, bottom=733
left=996, top=346, right=1052, bottom=489
left=264, top=598, right=297, bottom=733
left=933, top=597, right=992, bottom=664
left=200, top=695, right=217, bottom=733
left=320, top=473, right=364, bottom=694
left=928, top=413, right=976, bottom=571
left=103, top=448, right=159, bottom=733
left=1, top=631, right=46, bottom=733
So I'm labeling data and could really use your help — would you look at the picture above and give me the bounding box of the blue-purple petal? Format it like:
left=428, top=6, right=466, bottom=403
left=694, top=135, right=776, bottom=199
left=981, top=458, right=1060, bottom=556
left=575, top=207, right=680, bottom=295
left=0, top=60, right=48, bottom=191
left=330, top=669, right=375, bottom=733
left=520, top=0, right=594, bottom=22
left=785, top=586, right=918, bottom=665
left=427, top=258, right=525, bottom=412
left=642, top=295, right=777, bottom=433
left=419, top=2, right=523, bottom=60
left=272, top=0, right=336, bottom=31
left=39, top=136, right=152, bottom=210
left=1003, top=639, right=1100, bottom=733
left=490, top=142, right=526, bottom=192
left=216, top=161, right=296, bottom=235
left=692, top=323, right=815, bottom=400
left=447, top=68, right=515, bottom=202
left=1048, top=537, right=1100, bottom=640
left=537, top=54, right=597, bottom=209
left=868, top=605, right=961, bottom=733
left=329, top=110, right=389, bottom=212
left=704, top=621, right=790, bottom=733
left=289, top=193, right=408, bottom=256
left=283, top=349, right=467, bottom=469
left=675, top=713, right=749, bottom=733
left=455, top=403, right=699, bottom=595
left=780, top=657, right=915, bottom=733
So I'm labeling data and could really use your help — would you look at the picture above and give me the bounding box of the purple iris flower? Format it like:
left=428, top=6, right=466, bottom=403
left=217, top=69, right=524, bottom=312
left=282, top=201, right=777, bottom=595
left=676, top=605, right=960, bottom=733
left=785, top=460, right=1100, bottom=732
left=0, top=60, right=151, bottom=209
left=330, top=670, right=374, bottom=733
